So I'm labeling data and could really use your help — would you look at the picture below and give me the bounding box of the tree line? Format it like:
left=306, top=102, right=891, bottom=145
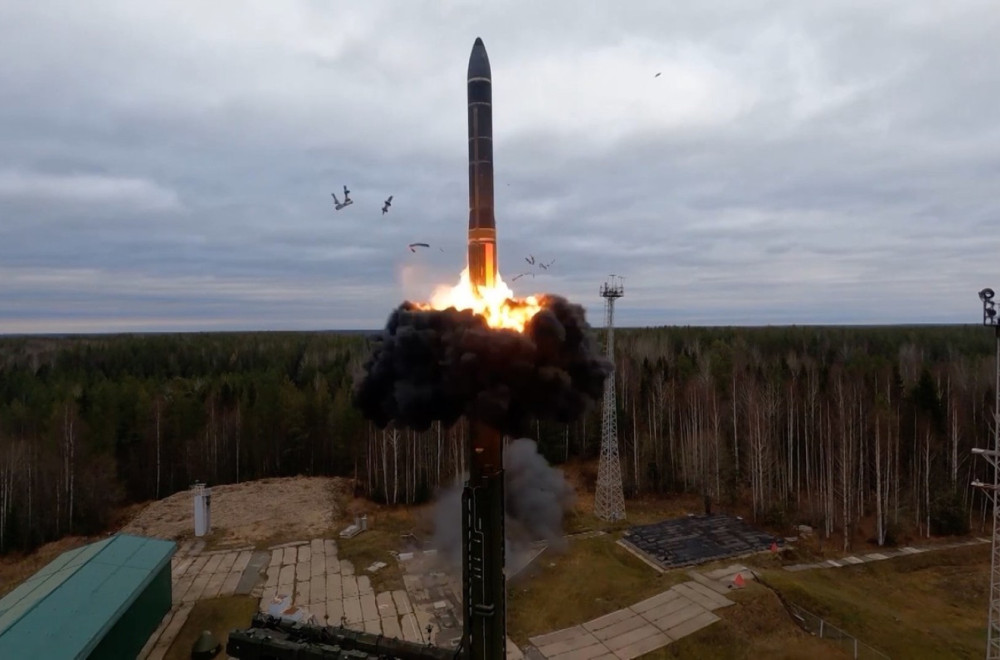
left=0, top=324, right=995, bottom=555
left=0, top=332, right=366, bottom=553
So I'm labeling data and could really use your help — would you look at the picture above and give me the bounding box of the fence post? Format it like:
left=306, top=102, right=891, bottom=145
left=819, top=619, right=824, bottom=638
left=854, top=638, right=858, bottom=658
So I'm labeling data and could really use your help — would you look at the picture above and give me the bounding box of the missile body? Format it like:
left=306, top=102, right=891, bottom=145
left=462, top=37, right=507, bottom=660
left=467, top=37, right=497, bottom=290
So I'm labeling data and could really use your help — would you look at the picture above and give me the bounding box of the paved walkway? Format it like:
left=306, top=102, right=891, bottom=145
left=782, top=537, right=990, bottom=572
left=140, top=538, right=523, bottom=660
left=526, top=579, right=734, bottom=660
left=399, top=548, right=524, bottom=658
left=257, top=539, right=426, bottom=642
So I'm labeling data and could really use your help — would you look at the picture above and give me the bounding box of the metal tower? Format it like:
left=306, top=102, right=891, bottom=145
left=595, top=275, right=626, bottom=522
left=972, top=286, right=1000, bottom=659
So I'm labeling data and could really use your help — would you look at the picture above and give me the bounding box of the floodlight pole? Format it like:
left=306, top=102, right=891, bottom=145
left=595, top=275, right=626, bottom=522
left=972, top=287, right=1000, bottom=659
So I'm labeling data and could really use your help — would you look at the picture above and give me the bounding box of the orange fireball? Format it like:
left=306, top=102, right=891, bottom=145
left=415, top=268, right=542, bottom=332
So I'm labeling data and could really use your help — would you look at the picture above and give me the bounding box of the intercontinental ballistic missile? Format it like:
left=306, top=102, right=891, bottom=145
left=467, top=37, right=497, bottom=290
left=462, top=37, right=507, bottom=660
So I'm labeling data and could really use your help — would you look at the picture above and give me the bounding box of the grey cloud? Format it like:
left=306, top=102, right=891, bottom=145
left=1, top=0, right=999, bottom=333
left=0, top=170, right=181, bottom=211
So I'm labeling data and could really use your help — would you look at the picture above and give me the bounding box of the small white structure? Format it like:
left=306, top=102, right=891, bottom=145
left=339, top=514, right=368, bottom=539
left=193, top=482, right=212, bottom=537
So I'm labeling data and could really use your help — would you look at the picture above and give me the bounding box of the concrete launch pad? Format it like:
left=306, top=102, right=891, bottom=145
left=620, top=514, right=781, bottom=570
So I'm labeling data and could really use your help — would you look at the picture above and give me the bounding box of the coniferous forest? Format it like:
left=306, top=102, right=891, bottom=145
left=0, top=325, right=996, bottom=555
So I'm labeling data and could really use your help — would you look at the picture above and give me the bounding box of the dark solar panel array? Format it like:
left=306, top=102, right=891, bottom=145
left=622, top=514, right=781, bottom=569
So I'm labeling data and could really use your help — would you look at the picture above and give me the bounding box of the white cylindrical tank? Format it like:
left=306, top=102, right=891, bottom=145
left=194, top=482, right=212, bottom=537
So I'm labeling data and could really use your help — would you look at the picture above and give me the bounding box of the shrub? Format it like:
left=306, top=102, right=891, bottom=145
left=930, top=490, right=970, bottom=536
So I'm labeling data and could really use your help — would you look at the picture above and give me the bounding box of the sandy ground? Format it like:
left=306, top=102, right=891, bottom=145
left=120, top=476, right=353, bottom=548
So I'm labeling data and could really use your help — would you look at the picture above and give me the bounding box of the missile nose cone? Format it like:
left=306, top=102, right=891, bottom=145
left=468, top=37, right=491, bottom=80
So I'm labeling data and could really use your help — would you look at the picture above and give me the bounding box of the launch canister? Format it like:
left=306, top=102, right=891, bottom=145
left=467, top=37, right=497, bottom=290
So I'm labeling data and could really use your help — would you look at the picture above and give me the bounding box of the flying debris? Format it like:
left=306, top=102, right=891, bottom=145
left=654, top=72, right=662, bottom=78
left=520, top=256, right=555, bottom=275
left=408, top=242, right=430, bottom=253
left=382, top=195, right=393, bottom=215
left=511, top=272, right=535, bottom=282
left=331, top=185, right=354, bottom=211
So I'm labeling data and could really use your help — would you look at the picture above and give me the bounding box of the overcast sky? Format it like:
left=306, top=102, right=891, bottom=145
left=2, top=1, right=998, bottom=333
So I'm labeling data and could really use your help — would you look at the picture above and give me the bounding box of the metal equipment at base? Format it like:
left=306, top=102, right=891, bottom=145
left=192, top=630, right=222, bottom=660
left=226, top=614, right=457, bottom=660
left=461, top=419, right=506, bottom=660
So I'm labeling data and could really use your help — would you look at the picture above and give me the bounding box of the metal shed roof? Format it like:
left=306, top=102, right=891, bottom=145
left=0, top=533, right=176, bottom=659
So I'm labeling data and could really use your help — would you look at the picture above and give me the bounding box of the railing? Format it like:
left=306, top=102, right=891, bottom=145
left=785, top=601, right=891, bottom=659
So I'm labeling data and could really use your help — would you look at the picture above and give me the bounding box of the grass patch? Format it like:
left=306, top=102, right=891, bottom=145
left=165, top=595, right=257, bottom=660
left=760, top=544, right=989, bottom=659
left=651, top=583, right=850, bottom=660
left=198, top=526, right=242, bottom=552
left=506, top=534, right=687, bottom=644
left=337, top=506, right=426, bottom=593
left=564, top=494, right=711, bottom=536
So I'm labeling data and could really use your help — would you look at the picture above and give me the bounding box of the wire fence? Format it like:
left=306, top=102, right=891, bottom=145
left=786, top=601, right=891, bottom=659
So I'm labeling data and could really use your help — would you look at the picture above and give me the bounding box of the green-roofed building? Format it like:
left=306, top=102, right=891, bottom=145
left=0, top=533, right=176, bottom=660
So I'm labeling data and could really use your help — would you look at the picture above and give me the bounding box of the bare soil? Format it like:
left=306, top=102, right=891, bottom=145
left=119, top=476, right=354, bottom=548
left=165, top=595, right=258, bottom=660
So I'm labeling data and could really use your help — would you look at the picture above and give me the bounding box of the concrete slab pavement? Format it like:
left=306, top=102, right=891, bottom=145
left=528, top=579, right=733, bottom=659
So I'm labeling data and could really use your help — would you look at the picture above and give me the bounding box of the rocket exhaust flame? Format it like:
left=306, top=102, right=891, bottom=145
left=415, top=268, right=542, bottom=333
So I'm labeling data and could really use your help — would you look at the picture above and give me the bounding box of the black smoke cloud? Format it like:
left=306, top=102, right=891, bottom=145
left=352, top=294, right=612, bottom=435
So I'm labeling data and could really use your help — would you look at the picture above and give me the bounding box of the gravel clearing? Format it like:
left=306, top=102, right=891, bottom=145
left=120, top=476, right=352, bottom=547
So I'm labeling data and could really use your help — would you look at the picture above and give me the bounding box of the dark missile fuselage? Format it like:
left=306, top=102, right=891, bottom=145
left=463, top=38, right=507, bottom=660
left=467, top=37, right=497, bottom=290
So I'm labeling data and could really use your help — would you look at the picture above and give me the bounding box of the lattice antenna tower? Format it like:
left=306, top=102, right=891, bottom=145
left=972, top=286, right=1000, bottom=659
left=595, top=275, right=626, bottom=522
